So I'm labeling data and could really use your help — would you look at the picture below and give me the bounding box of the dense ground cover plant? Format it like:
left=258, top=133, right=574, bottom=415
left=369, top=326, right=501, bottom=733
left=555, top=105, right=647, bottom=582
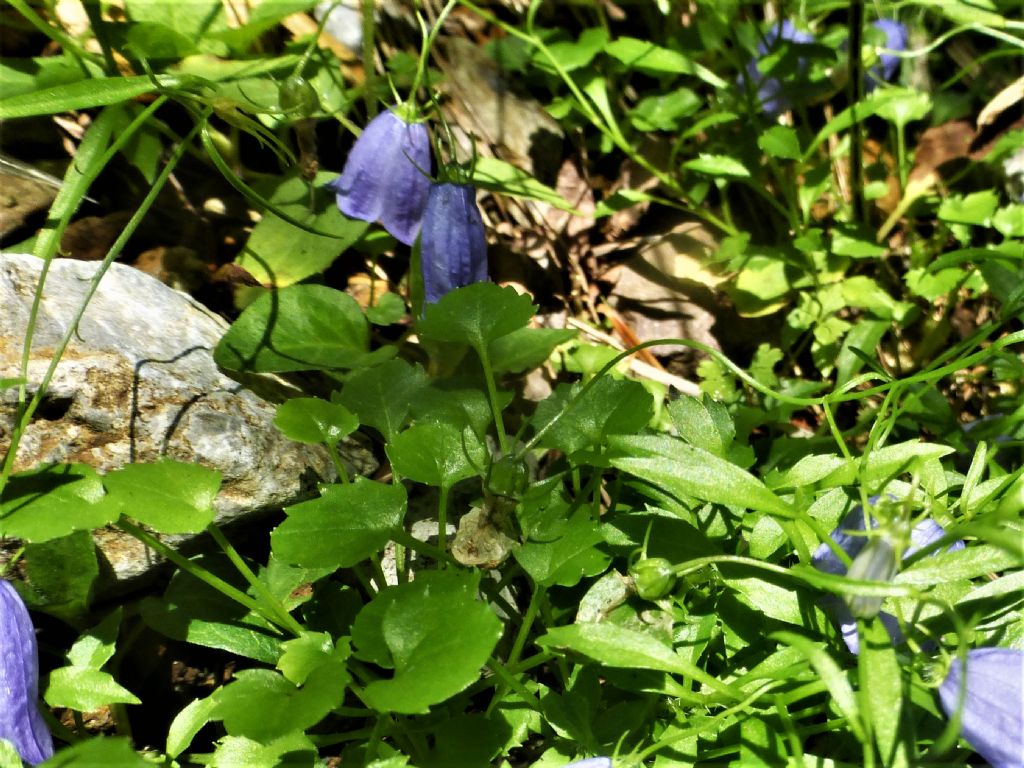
left=1, top=0, right=1022, bottom=766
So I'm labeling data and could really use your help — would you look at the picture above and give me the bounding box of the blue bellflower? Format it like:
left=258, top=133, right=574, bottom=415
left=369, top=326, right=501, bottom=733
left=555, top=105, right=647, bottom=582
left=326, top=107, right=432, bottom=246
left=0, top=580, right=54, bottom=765
left=744, top=20, right=816, bottom=118
left=420, top=182, right=488, bottom=304
left=812, top=502, right=964, bottom=654
left=865, top=20, right=908, bottom=91
left=939, top=648, right=1024, bottom=768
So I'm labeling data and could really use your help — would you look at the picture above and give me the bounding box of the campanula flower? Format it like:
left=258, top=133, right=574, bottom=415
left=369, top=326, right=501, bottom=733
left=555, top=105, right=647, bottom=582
left=0, top=580, right=54, bottom=765
left=938, top=648, right=1024, bottom=768
left=811, top=501, right=964, bottom=654
left=326, top=106, right=432, bottom=246
left=744, top=20, right=816, bottom=118
left=420, top=182, right=488, bottom=304
left=562, top=759, right=613, bottom=768
left=865, top=20, right=908, bottom=90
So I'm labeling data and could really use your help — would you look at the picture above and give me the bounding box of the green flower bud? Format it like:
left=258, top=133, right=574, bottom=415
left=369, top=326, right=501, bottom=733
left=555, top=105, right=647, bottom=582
left=280, top=75, right=319, bottom=117
left=845, top=537, right=898, bottom=619
left=631, top=558, right=676, bottom=600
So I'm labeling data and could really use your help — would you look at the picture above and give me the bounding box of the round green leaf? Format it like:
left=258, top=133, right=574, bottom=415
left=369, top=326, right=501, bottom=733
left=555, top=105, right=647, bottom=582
left=215, top=284, right=394, bottom=373
left=358, top=570, right=502, bottom=714
left=0, top=463, right=112, bottom=542
left=417, top=282, right=535, bottom=351
left=386, top=422, right=485, bottom=489
left=271, top=479, right=407, bottom=568
left=102, top=461, right=220, bottom=533
left=274, top=397, right=359, bottom=445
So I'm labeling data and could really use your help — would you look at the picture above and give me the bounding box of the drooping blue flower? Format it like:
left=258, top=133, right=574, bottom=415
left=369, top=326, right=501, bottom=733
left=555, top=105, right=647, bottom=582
left=938, top=648, right=1024, bottom=768
left=811, top=500, right=964, bottom=654
left=743, top=20, right=816, bottom=118
left=0, top=580, right=54, bottom=766
left=326, top=107, right=432, bottom=246
left=865, top=19, right=908, bottom=91
left=420, top=182, right=488, bottom=304
left=562, top=759, right=613, bottom=768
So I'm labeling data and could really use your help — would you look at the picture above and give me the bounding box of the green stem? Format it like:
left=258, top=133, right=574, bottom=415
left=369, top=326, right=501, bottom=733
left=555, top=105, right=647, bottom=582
left=2, top=98, right=171, bottom=494
left=408, top=0, right=459, bottom=103
left=116, top=517, right=287, bottom=633
left=205, top=523, right=305, bottom=637
left=325, top=441, right=351, bottom=484
left=475, top=343, right=509, bottom=454
left=437, top=484, right=450, bottom=561
left=389, top=528, right=456, bottom=566
left=457, top=0, right=737, bottom=237
left=485, top=657, right=543, bottom=712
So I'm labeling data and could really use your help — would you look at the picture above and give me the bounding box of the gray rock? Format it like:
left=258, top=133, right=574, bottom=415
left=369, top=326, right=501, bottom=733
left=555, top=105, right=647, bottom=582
left=0, top=253, right=373, bottom=586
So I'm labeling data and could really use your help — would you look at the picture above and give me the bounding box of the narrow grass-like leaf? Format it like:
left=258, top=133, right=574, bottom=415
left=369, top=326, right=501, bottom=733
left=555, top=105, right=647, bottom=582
left=0, top=74, right=186, bottom=118
left=773, top=631, right=865, bottom=741
left=608, top=435, right=792, bottom=517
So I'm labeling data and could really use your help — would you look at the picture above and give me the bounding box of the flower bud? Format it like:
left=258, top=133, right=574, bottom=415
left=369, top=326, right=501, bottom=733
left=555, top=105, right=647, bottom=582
left=844, top=536, right=897, bottom=619
left=280, top=75, right=319, bottom=117
left=630, top=558, right=677, bottom=600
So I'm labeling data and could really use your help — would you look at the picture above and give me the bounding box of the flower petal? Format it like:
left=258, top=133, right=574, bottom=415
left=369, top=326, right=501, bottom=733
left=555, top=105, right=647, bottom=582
left=421, top=183, right=488, bottom=304
left=869, top=20, right=908, bottom=85
left=0, top=580, right=54, bottom=766
left=562, top=759, right=613, bottom=768
left=744, top=20, right=816, bottom=118
left=328, top=108, right=431, bottom=245
left=939, top=648, right=1024, bottom=768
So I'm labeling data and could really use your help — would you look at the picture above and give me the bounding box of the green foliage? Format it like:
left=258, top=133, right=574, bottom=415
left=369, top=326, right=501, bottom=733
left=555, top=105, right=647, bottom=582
left=272, top=480, right=407, bottom=568
left=2, top=1, right=1022, bottom=766
left=215, top=284, right=394, bottom=372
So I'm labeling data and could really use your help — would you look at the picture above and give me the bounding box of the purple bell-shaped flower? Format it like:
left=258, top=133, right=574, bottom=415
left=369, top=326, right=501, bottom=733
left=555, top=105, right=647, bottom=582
left=811, top=501, right=964, bottom=654
left=866, top=19, right=908, bottom=90
left=938, top=648, right=1024, bottom=768
left=744, top=20, right=816, bottom=118
left=420, top=182, right=488, bottom=304
left=0, top=580, right=54, bottom=765
left=326, top=106, right=432, bottom=246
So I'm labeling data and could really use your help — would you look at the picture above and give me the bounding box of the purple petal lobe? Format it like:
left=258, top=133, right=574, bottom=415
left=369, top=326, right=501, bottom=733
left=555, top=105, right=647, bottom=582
left=939, top=648, right=1024, bottom=768
left=905, top=518, right=965, bottom=558
left=0, top=580, right=54, bottom=765
left=331, top=108, right=431, bottom=245
left=420, top=183, right=489, bottom=304
left=744, top=20, right=816, bottom=118
left=563, top=759, right=613, bottom=768
left=869, top=20, right=908, bottom=87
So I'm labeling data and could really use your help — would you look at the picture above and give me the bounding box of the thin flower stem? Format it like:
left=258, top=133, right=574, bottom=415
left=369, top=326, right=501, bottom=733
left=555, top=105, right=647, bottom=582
left=1, top=97, right=174, bottom=494
left=205, top=523, right=305, bottom=638
left=509, top=592, right=540, bottom=651
left=325, top=441, right=351, bottom=484
left=475, top=343, right=509, bottom=455
left=115, top=517, right=290, bottom=634
left=389, top=528, right=458, bottom=567
left=485, top=657, right=543, bottom=712
left=437, top=484, right=450, bottom=562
